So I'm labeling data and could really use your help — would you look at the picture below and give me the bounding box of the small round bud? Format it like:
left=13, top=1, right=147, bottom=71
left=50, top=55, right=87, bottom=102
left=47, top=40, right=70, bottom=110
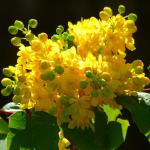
left=31, top=40, right=43, bottom=51
left=67, top=35, right=74, bottom=41
left=102, top=88, right=111, bottom=96
left=101, top=72, right=111, bottom=81
left=125, top=20, right=137, bottom=33
left=51, top=34, right=60, bottom=41
left=11, top=37, right=21, bottom=46
left=99, top=11, right=110, bottom=21
left=103, top=7, right=112, bottom=17
left=25, top=33, right=34, bottom=41
left=86, top=71, right=94, bottom=78
left=62, top=32, right=69, bottom=40
left=38, top=33, right=48, bottom=42
left=60, top=95, right=70, bottom=105
left=14, top=20, right=24, bottom=30
left=91, top=89, right=99, bottom=97
left=132, top=60, right=143, bottom=68
left=80, top=81, right=88, bottom=89
left=1, top=88, right=10, bottom=96
left=135, top=66, right=143, bottom=74
left=54, top=66, right=64, bottom=75
left=128, top=13, right=138, bottom=22
left=8, top=26, right=18, bottom=35
left=1, top=78, right=12, bottom=87
left=97, top=47, right=103, bottom=54
left=118, top=5, right=126, bottom=14
left=2, top=68, right=13, bottom=77
left=28, top=19, right=38, bottom=28
left=1, top=86, right=13, bottom=96
left=56, top=25, right=64, bottom=34
left=40, top=61, right=50, bottom=70
left=40, top=71, right=55, bottom=81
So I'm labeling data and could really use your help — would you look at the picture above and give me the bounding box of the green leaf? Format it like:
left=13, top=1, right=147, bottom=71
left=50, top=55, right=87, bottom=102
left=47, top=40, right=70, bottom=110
left=117, top=118, right=129, bottom=140
left=93, top=109, right=108, bottom=149
left=30, top=111, right=59, bottom=150
left=106, top=121, right=124, bottom=150
left=7, top=111, right=59, bottom=150
left=0, top=117, right=9, bottom=134
left=105, top=118, right=129, bottom=150
left=116, top=96, right=150, bottom=141
left=101, top=104, right=121, bottom=122
left=9, top=111, right=27, bottom=130
left=62, top=124, right=98, bottom=150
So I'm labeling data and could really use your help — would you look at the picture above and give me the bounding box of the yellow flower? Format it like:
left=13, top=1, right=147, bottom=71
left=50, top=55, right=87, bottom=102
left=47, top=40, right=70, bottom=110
left=2, top=6, right=149, bottom=130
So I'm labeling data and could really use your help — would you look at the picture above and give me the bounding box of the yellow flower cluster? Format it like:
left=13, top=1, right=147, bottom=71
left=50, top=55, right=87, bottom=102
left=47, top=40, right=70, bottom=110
left=1, top=6, right=150, bottom=129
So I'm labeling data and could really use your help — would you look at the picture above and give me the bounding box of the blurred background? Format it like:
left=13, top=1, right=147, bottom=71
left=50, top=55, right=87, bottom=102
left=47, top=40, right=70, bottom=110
left=0, top=0, right=150, bottom=149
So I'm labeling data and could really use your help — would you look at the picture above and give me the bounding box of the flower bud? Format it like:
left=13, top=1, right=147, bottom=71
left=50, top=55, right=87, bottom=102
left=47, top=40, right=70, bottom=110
left=8, top=26, right=18, bottom=35
left=1, top=78, right=12, bottom=87
left=28, top=19, right=38, bottom=28
left=118, top=5, right=126, bottom=14
left=14, top=20, right=24, bottom=30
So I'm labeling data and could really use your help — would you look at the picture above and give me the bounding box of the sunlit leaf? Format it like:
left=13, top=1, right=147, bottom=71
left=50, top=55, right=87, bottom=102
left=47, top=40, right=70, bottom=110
left=101, top=104, right=121, bottom=122
left=7, top=111, right=59, bottom=150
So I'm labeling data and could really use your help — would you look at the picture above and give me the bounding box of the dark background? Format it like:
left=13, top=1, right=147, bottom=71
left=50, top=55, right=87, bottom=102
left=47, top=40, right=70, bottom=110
left=0, top=0, right=150, bottom=149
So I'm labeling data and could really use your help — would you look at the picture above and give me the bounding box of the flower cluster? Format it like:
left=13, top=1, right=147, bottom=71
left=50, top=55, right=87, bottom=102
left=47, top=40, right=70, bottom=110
left=1, top=5, right=150, bottom=129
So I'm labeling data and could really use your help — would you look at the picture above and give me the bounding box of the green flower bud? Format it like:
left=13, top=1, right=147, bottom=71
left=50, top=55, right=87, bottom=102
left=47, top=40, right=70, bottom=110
left=11, top=37, right=21, bottom=46
left=60, top=95, right=70, bottom=105
left=28, top=19, right=38, bottom=28
left=1, top=78, right=12, bottom=87
left=40, top=61, right=50, bottom=70
left=1, top=88, right=10, bottom=96
left=102, top=88, right=111, bottom=96
left=103, top=7, right=112, bottom=17
left=62, top=32, right=69, bottom=39
left=14, top=20, right=24, bottom=30
left=56, top=25, right=64, bottom=34
left=51, top=34, right=60, bottom=41
left=86, top=71, right=94, bottom=78
left=92, top=78, right=106, bottom=87
left=67, top=35, right=74, bottom=41
left=135, top=66, right=143, bottom=74
left=97, top=47, right=103, bottom=54
left=80, top=81, right=88, bottom=89
left=91, top=89, right=99, bottom=97
left=2, top=68, right=13, bottom=77
left=25, top=33, right=34, bottom=41
left=8, top=26, right=18, bottom=35
left=1, top=86, right=13, bottom=96
left=128, top=13, right=138, bottom=22
left=118, top=5, right=126, bottom=14
left=54, top=66, right=64, bottom=74
left=40, top=71, right=55, bottom=81
left=99, top=11, right=110, bottom=21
